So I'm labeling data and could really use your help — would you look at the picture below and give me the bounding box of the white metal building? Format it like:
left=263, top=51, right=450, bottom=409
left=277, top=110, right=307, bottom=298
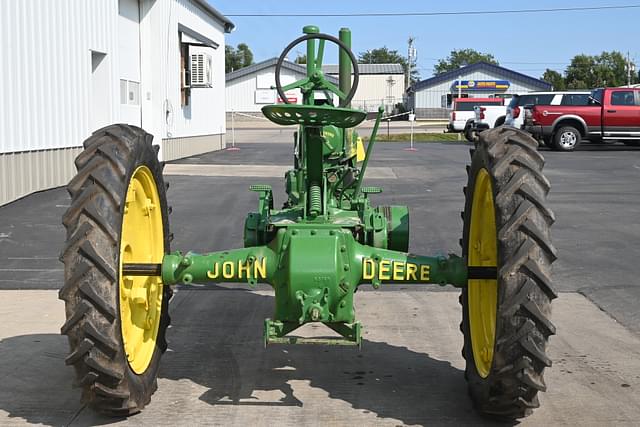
left=0, top=0, right=234, bottom=206
left=408, top=62, right=552, bottom=118
left=322, top=63, right=406, bottom=112
left=225, top=61, right=405, bottom=115
left=225, top=58, right=339, bottom=114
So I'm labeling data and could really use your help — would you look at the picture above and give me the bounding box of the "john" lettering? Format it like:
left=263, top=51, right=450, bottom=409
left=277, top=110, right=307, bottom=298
left=207, top=258, right=267, bottom=280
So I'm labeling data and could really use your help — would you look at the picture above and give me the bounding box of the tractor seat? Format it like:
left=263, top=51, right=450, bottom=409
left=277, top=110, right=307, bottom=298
left=262, top=104, right=366, bottom=128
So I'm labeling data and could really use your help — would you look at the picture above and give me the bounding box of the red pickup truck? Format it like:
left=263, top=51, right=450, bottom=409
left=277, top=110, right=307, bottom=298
left=524, top=88, right=640, bottom=151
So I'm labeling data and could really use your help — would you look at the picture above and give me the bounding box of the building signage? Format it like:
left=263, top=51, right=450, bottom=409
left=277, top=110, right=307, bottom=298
left=452, top=80, right=510, bottom=91
left=277, top=91, right=299, bottom=104
left=255, top=89, right=276, bottom=104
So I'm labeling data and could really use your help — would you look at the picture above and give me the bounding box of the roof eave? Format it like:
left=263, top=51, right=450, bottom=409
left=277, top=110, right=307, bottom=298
left=226, top=58, right=339, bottom=84
left=192, top=0, right=235, bottom=33
left=412, top=62, right=551, bottom=92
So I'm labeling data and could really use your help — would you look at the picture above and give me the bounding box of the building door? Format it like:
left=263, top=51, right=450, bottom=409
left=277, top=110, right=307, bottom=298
left=118, top=0, right=141, bottom=126
left=90, top=51, right=110, bottom=131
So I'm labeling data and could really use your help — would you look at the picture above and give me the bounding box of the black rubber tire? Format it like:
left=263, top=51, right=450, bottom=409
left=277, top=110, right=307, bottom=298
left=59, top=124, right=171, bottom=416
left=552, top=126, right=581, bottom=151
left=464, top=125, right=476, bottom=143
left=494, top=116, right=506, bottom=128
left=460, top=127, right=557, bottom=419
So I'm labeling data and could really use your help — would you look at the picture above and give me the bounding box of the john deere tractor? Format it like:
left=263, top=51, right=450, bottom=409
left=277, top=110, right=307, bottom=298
left=59, top=26, right=556, bottom=419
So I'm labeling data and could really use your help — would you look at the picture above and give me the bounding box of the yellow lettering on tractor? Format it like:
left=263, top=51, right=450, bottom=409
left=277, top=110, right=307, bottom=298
left=207, top=263, right=219, bottom=279
left=378, top=260, right=391, bottom=280
left=254, top=257, right=267, bottom=279
left=238, top=260, right=251, bottom=279
left=222, top=261, right=234, bottom=279
left=420, top=265, right=430, bottom=281
left=406, top=263, right=417, bottom=281
left=206, top=257, right=268, bottom=280
left=361, top=257, right=431, bottom=283
left=363, top=258, right=375, bottom=280
left=392, top=261, right=404, bottom=280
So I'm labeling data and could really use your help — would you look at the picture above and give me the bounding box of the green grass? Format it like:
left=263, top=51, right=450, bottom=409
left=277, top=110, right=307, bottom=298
left=363, top=132, right=462, bottom=142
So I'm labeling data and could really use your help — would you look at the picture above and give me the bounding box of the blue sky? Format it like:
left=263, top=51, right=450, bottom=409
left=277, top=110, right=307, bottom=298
left=211, top=0, right=639, bottom=80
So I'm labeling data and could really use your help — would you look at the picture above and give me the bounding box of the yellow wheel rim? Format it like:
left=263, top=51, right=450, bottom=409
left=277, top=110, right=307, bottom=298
left=119, top=166, right=164, bottom=374
left=468, top=168, right=498, bottom=378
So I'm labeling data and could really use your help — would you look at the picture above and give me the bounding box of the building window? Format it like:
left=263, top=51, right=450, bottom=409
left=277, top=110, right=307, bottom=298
left=120, top=79, right=140, bottom=105
left=120, top=80, right=127, bottom=104
left=180, top=43, right=191, bottom=106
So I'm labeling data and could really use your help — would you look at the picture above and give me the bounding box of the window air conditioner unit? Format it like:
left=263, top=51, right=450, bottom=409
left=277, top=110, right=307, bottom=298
left=190, top=53, right=212, bottom=87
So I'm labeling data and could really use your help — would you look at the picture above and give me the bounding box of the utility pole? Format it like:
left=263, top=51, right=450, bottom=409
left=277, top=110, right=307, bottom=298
left=627, top=51, right=632, bottom=87
left=386, top=75, right=396, bottom=112
left=407, top=37, right=417, bottom=89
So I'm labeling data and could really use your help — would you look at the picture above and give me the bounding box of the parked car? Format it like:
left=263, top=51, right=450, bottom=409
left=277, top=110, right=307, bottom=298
left=448, top=98, right=504, bottom=133
left=505, top=91, right=591, bottom=129
left=524, top=87, right=640, bottom=151
left=465, top=104, right=508, bottom=142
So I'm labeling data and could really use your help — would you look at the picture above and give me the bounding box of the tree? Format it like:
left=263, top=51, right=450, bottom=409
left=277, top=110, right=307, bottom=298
left=359, top=47, right=405, bottom=65
left=593, top=51, right=628, bottom=86
left=434, top=49, right=499, bottom=74
left=542, top=69, right=566, bottom=91
left=358, top=47, right=420, bottom=86
left=236, top=43, right=253, bottom=68
left=565, top=51, right=634, bottom=88
left=565, top=54, right=596, bottom=89
left=225, top=43, right=254, bottom=73
left=294, top=54, right=307, bottom=64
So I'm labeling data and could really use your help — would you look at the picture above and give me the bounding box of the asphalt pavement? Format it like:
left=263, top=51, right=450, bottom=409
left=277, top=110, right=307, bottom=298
left=2, top=290, right=640, bottom=426
left=1, top=136, right=639, bottom=425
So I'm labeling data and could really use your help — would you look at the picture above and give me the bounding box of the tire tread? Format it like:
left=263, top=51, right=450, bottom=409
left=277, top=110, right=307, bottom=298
left=460, top=127, right=556, bottom=419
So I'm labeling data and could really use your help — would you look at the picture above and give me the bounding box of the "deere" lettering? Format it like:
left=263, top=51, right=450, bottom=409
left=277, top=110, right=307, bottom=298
left=207, top=258, right=267, bottom=280
left=362, top=258, right=430, bottom=282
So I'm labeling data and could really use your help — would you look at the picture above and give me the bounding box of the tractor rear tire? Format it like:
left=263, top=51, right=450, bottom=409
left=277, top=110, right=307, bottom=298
left=59, top=124, right=171, bottom=416
left=461, top=127, right=557, bottom=419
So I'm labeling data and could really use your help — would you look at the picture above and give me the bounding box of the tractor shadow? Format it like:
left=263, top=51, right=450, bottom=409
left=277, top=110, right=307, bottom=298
left=0, top=289, right=513, bottom=426
left=159, top=287, right=512, bottom=426
left=0, top=333, right=114, bottom=426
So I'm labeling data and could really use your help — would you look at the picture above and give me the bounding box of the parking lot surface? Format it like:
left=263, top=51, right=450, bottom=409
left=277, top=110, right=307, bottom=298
left=1, top=138, right=639, bottom=425
left=1, top=290, right=640, bottom=426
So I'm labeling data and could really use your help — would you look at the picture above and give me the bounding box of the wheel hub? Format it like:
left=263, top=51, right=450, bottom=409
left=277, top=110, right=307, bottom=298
left=119, top=165, right=164, bottom=374
left=560, top=131, right=576, bottom=148
left=468, top=168, right=498, bottom=378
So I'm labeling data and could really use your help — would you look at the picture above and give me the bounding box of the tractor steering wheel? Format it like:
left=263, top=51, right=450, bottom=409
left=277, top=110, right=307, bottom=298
left=274, top=33, right=360, bottom=108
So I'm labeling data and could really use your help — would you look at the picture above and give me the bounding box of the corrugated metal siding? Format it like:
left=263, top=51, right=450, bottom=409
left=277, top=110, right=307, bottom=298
left=0, top=0, right=229, bottom=205
left=162, top=134, right=224, bottom=160
left=226, top=68, right=406, bottom=113
left=173, top=0, right=226, bottom=138
left=350, top=74, right=406, bottom=111
left=323, top=63, right=404, bottom=74
left=0, top=0, right=118, bottom=154
left=411, top=71, right=552, bottom=117
left=0, top=147, right=81, bottom=206
left=139, top=0, right=226, bottom=153
left=226, top=68, right=307, bottom=112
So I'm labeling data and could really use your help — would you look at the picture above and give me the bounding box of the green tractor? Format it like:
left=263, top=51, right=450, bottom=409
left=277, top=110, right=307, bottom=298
left=59, top=26, right=556, bottom=419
